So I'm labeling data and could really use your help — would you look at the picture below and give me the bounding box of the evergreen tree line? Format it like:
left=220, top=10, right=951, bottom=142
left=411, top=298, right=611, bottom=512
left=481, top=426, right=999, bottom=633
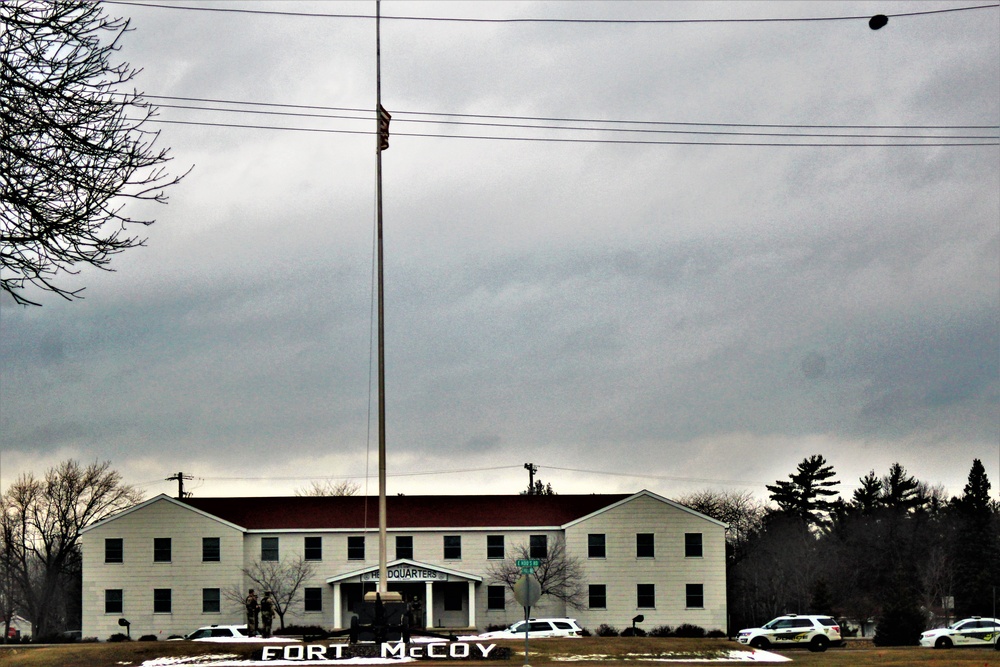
left=682, top=456, right=1000, bottom=645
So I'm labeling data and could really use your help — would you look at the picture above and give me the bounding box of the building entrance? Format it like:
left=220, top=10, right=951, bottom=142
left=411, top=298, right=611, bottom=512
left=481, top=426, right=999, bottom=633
left=341, top=582, right=425, bottom=628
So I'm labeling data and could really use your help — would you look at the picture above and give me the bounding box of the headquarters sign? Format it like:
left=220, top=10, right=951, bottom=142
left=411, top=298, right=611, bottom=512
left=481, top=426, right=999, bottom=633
left=360, top=566, right=446, bottom=582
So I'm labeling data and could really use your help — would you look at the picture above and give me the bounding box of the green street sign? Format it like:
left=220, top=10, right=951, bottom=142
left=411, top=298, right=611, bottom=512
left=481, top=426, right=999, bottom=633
left=515, top=559, right=541, bottom=568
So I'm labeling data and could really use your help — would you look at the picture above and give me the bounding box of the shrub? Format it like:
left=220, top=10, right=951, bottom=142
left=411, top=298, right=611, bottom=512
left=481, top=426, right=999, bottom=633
left=621, top=626, right=647, bottom=637
left=595, top=624, right=619, bottom=637
left=107, top=633, right=131, bottom=642
left=277, top=625, right=328, bottom=639
left=873, top=605, right=924, bottom=646
left=673, top=623, right=706, bottom=638
left=483, top=623, right=508, bottom=632
left=649, top=625, right=673, bottom=637
left=36, top=632, right=80, bottom=644
left=706, top=629, right=725, bottom=638
left=138, top=634, right=158, bottom=641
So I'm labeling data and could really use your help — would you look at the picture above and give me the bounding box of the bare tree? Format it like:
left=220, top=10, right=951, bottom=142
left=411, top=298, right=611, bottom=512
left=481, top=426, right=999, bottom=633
left=294, top=480, right=361, bottom=497
left=1, top=0, right=186, bottom=306
left=0, top=460, right=142, bottom=637
left=486, top=536, right=585, bottom=609
left=224, top=556, right=315, bottom=631
left=0, top=517, right=19, bottom=643
left=675, top=488, right=768, bottom=555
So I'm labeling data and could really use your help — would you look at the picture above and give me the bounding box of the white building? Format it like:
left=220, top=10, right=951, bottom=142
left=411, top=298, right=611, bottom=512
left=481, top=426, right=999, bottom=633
left=81, top=490, right=726, bottom=640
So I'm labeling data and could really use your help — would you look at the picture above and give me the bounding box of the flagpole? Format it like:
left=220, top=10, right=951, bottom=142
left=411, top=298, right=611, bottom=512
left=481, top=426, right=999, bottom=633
left=374, top=0, right=393, bottom=600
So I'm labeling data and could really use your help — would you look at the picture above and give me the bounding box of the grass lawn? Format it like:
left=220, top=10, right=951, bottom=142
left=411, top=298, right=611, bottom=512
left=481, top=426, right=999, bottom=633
left=0, top=637, right=997, bottom=666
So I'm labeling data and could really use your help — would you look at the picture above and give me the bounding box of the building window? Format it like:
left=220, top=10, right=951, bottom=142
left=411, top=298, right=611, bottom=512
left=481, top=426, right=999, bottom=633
left=686, top=584, right=704, bottom=609
left=529, top=535, right=548, bottom=559
left=105, top=589, right=123, bottom=614
left=588, top=534, right=606, bottom=559
left=202, top=537, right=221, bottom=562
left=153, top=588, right=172, bottom=613
left=261, top=537, right=279, bottom=562
left=153, top=538, right=171, bottom=563
left=348, top=536, right=365, bottom=560
left=685, top=533, right=703, bottom=558
left=637, top=584, right=655, bottom=609
left=443, top=535, right=461, bottom=560
left=443, top=583, right=463, bottom=611
left=304, top=587, right=322, bottom=612
left=486, top=535, right=504, bottom=560
left=305, top=536, right=322, bottom=561
left=636, top=533, right=654, bottom=558
left=395, top=535, right=413, bottom=560
left=589, top=584, right=607, bottom=609
left=487, top=586, right=506, bottom=611
left=203, top=588, right=221, bottom=613
left=105, top=538, right=123, bottom=563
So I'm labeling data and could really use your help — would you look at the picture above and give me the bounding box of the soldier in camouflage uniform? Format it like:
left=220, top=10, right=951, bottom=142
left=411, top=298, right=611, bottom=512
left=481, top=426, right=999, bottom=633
left=260, top=591, right=276, bottom=638
left=245, top=589, right=260, bottom=635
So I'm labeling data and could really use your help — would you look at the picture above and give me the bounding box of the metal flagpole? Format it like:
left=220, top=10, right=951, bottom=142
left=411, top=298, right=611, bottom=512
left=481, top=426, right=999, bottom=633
left=373, top=0, right=395, bottom=601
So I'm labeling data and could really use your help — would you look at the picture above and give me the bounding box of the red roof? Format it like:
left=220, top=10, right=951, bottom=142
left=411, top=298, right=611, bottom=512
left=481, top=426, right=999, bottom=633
left=180, top=494, right=632, bottom=531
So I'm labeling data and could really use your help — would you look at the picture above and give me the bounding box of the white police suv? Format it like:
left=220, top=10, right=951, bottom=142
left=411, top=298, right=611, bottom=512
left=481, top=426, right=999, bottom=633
left=919, top=617, right=1000, bottom=649
left=182, top=624, right=251, bottom=641
left=736, top=614, right=841, bottom=652
left=478, top=618, right=584, bottom=639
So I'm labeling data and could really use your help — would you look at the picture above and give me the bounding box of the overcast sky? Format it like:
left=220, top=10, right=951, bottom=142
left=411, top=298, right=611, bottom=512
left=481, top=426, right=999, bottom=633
left=1, top=1, right=998, bottom=503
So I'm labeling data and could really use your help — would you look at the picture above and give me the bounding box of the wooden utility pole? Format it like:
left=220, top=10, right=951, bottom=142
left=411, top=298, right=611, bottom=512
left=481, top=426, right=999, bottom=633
left=524, top=463, right=538, bottom=493
left=165, top=471, right=192, bottom=499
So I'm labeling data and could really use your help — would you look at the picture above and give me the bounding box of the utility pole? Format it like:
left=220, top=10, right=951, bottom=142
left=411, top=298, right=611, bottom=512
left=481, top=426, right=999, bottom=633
left=165, top=472, right=193, bottom=499
left=524, top=463, right=537, bottom=494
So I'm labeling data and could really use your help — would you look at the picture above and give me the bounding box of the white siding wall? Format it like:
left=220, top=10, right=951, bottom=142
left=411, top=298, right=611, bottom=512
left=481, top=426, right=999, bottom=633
left=565, top=494, right=727, bottom=633
left=81, top=498, right=244, bottom=640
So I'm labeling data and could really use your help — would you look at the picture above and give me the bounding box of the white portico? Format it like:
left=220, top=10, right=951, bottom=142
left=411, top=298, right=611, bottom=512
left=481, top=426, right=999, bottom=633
left=326, top=559, right=481, bottom=630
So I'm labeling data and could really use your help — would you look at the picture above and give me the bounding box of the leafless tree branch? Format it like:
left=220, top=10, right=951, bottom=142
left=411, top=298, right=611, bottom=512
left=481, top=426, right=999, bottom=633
left=1, top=0, right=187, bottom=305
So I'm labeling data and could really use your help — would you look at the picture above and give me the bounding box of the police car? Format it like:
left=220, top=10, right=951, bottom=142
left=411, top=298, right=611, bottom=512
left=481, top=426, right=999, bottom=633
left=736, top=614, right=841, bottom=652
left=919, top=617, right=1000, bottom=649
left=179, top=624, right=251, bottom=641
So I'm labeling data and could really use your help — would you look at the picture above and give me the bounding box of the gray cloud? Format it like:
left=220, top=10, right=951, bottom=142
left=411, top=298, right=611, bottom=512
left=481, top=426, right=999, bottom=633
left=1, top=1, right=996, bottom=499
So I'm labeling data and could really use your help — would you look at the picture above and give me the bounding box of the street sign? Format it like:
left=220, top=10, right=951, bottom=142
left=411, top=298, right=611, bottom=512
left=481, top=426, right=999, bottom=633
left=513, top=574, right=542, bottom=608
left=515, top=559, right=541, bottom=568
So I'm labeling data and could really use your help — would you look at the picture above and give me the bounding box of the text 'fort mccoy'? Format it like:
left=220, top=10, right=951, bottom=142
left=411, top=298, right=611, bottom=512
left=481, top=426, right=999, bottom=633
left=260, top=641, right=508, bottom=661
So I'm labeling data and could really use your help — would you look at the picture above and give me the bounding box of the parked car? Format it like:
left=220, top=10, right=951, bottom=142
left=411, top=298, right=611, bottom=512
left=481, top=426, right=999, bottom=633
left=180, top=624, right=251, bottom=641
left=736, top=614, right=841, bottom=652
left=478, top=618, right=584, bottom=639
left=919, top=617, right=1000, bottom=649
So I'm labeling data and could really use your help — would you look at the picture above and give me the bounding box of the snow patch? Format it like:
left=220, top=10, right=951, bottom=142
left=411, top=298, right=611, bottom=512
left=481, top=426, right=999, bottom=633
left=140, top=657, right=415, bottom=666
left=552, top=649, right=791, bottom=662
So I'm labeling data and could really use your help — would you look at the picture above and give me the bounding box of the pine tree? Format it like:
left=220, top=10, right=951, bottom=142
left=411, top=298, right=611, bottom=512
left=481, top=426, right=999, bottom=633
left=766, top=455, right=840, bottom=528
left=950, top=459, right=1000, bottom=617
left=851, top=471, right=883, bottom=515
left=881, top=463, right=921, bottom=512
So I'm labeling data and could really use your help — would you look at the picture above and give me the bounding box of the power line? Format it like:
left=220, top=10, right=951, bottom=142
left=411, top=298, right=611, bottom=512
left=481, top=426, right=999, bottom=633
left=148, top=101, right=998, bottom=140
left=140, top=464, right=772, bottom=488
left=146, top=117, right=999, bottom=147
left=104, top=1, right=1000, bottom=25
left=140, top=94, right=999, bottom=131
left=128, top=92, right=998, bottom=145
